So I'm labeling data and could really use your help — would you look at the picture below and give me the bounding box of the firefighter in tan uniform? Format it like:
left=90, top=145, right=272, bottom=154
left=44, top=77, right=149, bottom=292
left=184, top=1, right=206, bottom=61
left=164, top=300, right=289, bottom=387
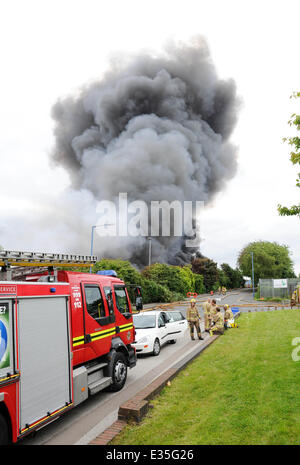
left=223, top=304, right=233, bottom=329
left=187, top=299, right=203, bottom=340
left=210, top=307, right=224, bottom=336
left=209, top=299, right=217, bottom=328
left=203, top=298, right=212, bottom=332
left=290, top=291, right=296, bottom=308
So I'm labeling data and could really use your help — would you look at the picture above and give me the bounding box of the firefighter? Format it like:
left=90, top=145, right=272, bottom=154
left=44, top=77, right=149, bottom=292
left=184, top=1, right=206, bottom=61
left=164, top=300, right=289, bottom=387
left=290, top=291, right=296, bottom=309
left=187, top=299, right=203, bottom=341
left=209, top=299, right=217, bottom=327
left=210, top=307, right=224, bottom=336
left=223, top=304, right=233, bottom=329
left=203, top=298, right=212, bottom=332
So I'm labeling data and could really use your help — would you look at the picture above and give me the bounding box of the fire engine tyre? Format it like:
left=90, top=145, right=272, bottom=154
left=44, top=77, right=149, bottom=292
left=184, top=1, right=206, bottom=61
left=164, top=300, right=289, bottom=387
left=0, top=413, right=9, bottom=445
left=152, top=338, right=161, bottom=356
left=108, top=352, right=128, bottom=392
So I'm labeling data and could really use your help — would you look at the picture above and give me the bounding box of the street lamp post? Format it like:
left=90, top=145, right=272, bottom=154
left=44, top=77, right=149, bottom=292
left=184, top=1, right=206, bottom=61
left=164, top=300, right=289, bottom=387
left=90, top=224, right=114, bottom=273
left=251, top=252, right=255, bottom=298
left=147, top=237, right=152, bottom=267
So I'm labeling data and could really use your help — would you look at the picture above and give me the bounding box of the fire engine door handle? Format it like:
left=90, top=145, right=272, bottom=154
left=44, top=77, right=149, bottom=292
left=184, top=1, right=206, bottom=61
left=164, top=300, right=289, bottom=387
left=85, top=334, right=92, bottom=343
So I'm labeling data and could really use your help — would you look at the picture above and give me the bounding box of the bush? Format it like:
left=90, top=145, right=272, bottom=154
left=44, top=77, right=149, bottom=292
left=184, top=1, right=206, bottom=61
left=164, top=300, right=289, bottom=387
left=142, top=263, right=186, bottom=295
left=194, top=274, right=205, bottom=294
left=142, top=263, right=202, bottom=298
left=141, top=278, right=172, bottom=304
left=92, top=258, right=205, bottom=304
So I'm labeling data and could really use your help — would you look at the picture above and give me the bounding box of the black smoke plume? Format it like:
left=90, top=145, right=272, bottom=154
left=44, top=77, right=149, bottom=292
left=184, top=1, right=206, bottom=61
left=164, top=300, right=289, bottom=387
left=50, top=37, right=239, bottom=266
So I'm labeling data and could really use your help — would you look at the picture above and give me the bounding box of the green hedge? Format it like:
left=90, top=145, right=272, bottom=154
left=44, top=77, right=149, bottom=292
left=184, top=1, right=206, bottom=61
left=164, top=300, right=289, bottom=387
left=92, top=259, right=206, bottom=304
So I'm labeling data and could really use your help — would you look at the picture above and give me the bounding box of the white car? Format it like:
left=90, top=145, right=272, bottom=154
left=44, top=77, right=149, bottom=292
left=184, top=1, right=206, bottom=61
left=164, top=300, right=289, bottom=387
left=132, top=310, right=188, bottom=356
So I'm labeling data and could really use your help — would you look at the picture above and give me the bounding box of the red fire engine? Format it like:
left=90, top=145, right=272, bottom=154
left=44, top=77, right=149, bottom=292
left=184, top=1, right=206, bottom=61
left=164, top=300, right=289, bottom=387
left=0, top=251, right=139, bottom=445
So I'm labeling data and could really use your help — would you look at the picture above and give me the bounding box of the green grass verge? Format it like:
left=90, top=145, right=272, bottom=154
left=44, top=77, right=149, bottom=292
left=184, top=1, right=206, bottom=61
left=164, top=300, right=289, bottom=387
left=112, top=309, right=300, bottom=445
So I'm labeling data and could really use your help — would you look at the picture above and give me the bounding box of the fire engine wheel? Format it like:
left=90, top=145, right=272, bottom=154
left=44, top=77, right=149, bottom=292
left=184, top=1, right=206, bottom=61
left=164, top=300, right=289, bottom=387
left=108, top=352, right=128, bottom=392
left=152, top=338, right=161, bottom=356
left=0, top=413, right=9, bottom=445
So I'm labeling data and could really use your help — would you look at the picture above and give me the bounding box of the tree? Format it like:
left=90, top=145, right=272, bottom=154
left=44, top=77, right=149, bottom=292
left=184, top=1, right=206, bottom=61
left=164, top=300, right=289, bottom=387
left=237, top=241, right=295, bottom=285
left=217, top=268, right=230, bottom=288
left=93, top=258, right=142, bottom=286
left=278, top=91, right=300, bottom=217
left=191, top=257, right=219, bottom=292
left=194, top=274, right=206, bottom=294
left=142, top=263, right=193, bottom=296
left=220, top=263, right=245, bottom=289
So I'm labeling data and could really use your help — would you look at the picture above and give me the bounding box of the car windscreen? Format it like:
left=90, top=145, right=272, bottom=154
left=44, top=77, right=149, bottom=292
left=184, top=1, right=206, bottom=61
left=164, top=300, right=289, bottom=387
left=133, top=314, right=156, bottom=329
left=166, top=311, right=184, bottom=321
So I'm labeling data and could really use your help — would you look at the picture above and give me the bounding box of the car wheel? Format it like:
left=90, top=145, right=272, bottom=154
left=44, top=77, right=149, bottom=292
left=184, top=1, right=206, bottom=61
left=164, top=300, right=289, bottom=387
left=152, top=338, right=161, bottom=356
left=107, top=352, right=128, bottom=392
left=0, top=413, right=9, bottom=445
left=169, top=339, right=177, bottom=344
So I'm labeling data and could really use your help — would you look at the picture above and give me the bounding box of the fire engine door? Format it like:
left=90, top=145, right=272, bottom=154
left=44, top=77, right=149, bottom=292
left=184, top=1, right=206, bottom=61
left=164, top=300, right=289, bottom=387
left=83, top=284, right=115, bottom=359
left=113, top=285, right=134, bottom=344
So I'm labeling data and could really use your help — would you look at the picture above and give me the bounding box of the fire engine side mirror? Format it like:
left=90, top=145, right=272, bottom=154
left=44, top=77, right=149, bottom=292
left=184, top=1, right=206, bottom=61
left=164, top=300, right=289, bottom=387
left=133, top=286, right=143, bottom=312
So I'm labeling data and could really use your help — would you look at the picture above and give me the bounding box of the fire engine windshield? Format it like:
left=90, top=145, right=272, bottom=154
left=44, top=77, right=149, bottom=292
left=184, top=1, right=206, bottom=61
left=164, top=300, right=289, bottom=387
left=133, top=314, right=156, bottom=329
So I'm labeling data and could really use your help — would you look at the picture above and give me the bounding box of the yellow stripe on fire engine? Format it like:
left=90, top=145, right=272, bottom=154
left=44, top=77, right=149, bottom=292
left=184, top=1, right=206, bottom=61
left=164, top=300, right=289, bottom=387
left=92, top=329, right=116, bottom=342
left=72, top=335, right=85, bottom=347
left=119, top=327, right=133, bottom=334
left=72, top=328, right=116, bottom=346
left=72, top=323, right=133, bottom=346
left=73, top=339, right=85, bottom=347
left=90, top=327, right=116, bottom=338
left=119, top=323, right=133, bottom=329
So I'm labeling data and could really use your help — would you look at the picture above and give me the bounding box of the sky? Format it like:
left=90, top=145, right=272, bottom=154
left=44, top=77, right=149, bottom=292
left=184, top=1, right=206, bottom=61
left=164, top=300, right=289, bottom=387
left=0, top=0, right=299, bottom=274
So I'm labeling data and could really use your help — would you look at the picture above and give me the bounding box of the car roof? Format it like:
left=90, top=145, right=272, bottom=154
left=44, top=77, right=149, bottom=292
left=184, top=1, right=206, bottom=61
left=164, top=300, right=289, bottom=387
left=133, top=311, right=161, bottom=316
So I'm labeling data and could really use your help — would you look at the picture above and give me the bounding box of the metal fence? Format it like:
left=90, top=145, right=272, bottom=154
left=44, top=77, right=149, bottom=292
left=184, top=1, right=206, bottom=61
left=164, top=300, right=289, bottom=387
left=259, top=278, right=300, bottom=299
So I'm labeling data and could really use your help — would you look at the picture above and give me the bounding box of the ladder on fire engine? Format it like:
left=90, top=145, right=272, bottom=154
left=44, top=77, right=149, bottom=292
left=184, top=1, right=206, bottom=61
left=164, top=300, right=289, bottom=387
left=0, top=250, right=98, bottom=281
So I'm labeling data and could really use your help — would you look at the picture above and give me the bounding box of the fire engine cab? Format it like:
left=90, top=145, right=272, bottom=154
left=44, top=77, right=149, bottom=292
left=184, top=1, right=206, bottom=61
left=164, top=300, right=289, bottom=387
left=0, top=250, right=139, bottom=445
